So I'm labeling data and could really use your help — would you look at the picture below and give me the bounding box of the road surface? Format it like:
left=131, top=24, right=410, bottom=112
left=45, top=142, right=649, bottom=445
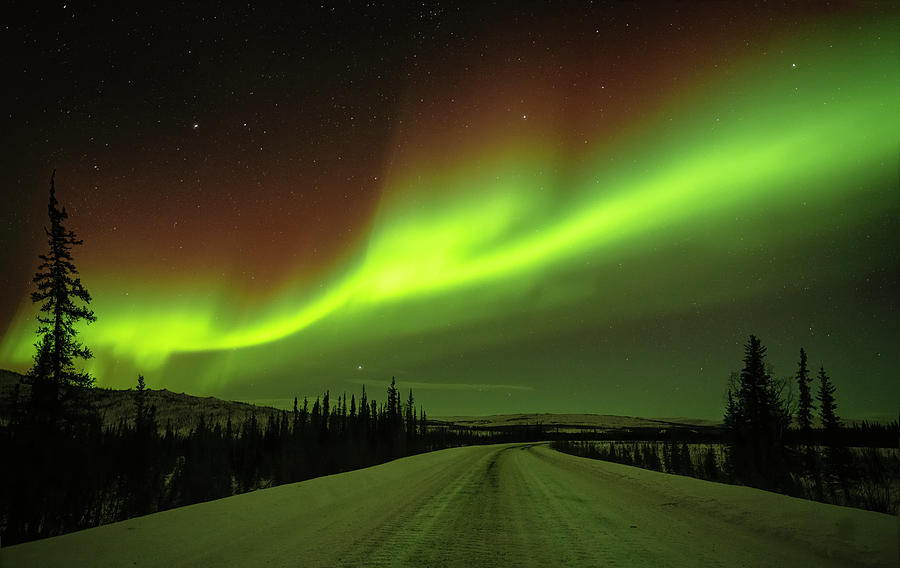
left=1, top=443, right=896, bottom=567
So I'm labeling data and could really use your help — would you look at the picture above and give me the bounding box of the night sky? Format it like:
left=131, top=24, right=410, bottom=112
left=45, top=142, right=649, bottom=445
left=1, top=2, right=897, bottom=419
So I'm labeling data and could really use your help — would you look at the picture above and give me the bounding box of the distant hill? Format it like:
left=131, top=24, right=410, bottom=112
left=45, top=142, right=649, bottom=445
left=0, top=368, right=284, bottom=434
left=1, top=369, right=719, bottom=434
left=432, top=413, right=720, bottom=430
left=432, top=412, right=897, bottom=430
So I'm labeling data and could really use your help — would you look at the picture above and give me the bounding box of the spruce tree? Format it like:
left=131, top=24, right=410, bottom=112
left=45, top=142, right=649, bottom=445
left=405, top=389, right=416, bottom=451
left=723, top=387, right=739, bottom=432
left=420, top=408, right=427, bottom=438
left=739, top=336, right=769, bottom=431
left=300, top=397, right=309, bottom=436
left=127, top=374, right=158, bottom=517
left=816, top=366, right=850, bottom=495
left=320, top=391, right=330, bottom=443
left=385, top=377, right=402, bottom=452
left=359, top=386, right=369, bottom=440
left=816, top=366, right=840, bottom=432
left=725, top=335, right=789, bottom=489
left=795, top=348, right=814, bottom=440
left=27, top=171, right=96, bottom=427
left=134, top=374, right=148, bottom=430
left=311, top=398, right=321, bottom=440
left=406, top=390, right=415, bottom=432
left=387, top=377, right=399, bottom=424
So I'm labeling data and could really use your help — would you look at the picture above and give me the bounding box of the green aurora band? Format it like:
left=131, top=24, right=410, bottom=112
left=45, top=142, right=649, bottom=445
left=1, top=17, right=897, bottom=402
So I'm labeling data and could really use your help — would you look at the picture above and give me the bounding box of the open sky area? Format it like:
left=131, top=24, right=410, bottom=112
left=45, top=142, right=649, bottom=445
left=1, top=2, right=897, bottom=419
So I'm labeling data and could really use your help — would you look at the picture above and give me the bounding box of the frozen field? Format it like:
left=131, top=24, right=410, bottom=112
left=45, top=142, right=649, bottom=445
left=1, top=442, right=896, bottom=567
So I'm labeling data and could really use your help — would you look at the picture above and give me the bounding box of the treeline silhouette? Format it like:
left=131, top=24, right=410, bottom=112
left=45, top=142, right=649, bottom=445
left=2, top=375, right=546, bottom=545
left=553, top=335, right=900, bottom=514
left=552, top=438, right=723, bottom=480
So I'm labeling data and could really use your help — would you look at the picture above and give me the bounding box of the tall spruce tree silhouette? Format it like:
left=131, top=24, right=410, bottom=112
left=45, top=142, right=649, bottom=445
left=816, top=367, right=840, bottom=433
left=5, top=172, right=98, bottom=544
left=795, top=348, right=814, bottom=440
left=27, top=171, right=96, bottom=427
left=816, top=366, right=851, bottom=497
left=725, top=335, right=790, bottom=489
left=794, top=348, right=817, bottom=476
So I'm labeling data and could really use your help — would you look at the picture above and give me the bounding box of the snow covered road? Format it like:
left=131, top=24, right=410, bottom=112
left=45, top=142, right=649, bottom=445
left=2, top=442, right=896, bottom=567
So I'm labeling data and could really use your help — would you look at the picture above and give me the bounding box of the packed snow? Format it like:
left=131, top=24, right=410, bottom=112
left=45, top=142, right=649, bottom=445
left=1, top=443, right=896, bottom=567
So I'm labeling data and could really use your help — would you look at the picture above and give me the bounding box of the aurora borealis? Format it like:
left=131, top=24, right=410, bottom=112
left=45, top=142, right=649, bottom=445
left=1, top=3, right=897, bottom=418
